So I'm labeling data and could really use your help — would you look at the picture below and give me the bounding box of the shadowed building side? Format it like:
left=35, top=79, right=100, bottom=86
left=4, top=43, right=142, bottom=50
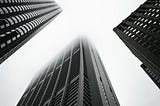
left=114, top=0, right=160, bottom=89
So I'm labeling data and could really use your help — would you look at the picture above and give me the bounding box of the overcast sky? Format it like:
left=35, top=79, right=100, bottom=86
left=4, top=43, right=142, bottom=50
left=0, top=0, right=160, bottom=106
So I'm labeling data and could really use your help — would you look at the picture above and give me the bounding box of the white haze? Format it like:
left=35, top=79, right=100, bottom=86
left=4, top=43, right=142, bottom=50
left=0, top=0, right=160, bottom=106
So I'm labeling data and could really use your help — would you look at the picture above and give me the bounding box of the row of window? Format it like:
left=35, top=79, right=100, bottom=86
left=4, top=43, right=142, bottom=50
left=132, top=16, right=160, bottom=33
left=137, top=2, right=160, bottom=18
left=136, top=7, right=160, bottom=18
left=140, top=6, right=160, bottom=14
left=0, top=6, right=58, bottom=30
left=125, top=21, right=160, bottom=45
left=155, top=2, right=160, bottom=6
left=137, top=17, right=159, bottom=26
left=147, top=8, right=160, bottom=13
left=143, top=10, right=160, bottom=18
left=83, top=74, right=91, bottom=106
left=144, top=1, right=160, bottom=6
left=126, top=15, right=160, bottom=46
left=0, top=0, right=53, bottom=3
left=64, top=77, right=79, bottom=106
left=0, top=9, right=59, bottom=49
left=121, top=24, right=160, bottom=56
left=53, top=90, right=63, bottom=105
left=145, top=68, right=160, bottom=84
left=0, top=3, right=55, bottom=15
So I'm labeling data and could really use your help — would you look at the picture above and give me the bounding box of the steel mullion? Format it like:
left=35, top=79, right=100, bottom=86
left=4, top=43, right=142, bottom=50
left=18, top=71, right=41, bottom=106
left=23, top=69, right=46, bottom=106
left=60, top=45, right=73, bottom=106
left=48, top=50, right=66, bottom=106
left=77, top=38, right=84, bottom=106
left=30, top=62, right=52, bottom=106
left=38, top=57, right=59, bottom=105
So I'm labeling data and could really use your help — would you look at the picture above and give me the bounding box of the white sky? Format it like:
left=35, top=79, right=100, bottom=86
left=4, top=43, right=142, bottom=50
left=0, top=0, right=160, bottom=106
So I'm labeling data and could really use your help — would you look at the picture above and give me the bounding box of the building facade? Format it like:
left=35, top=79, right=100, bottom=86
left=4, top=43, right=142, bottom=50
left=17, top=39, right=120, bottom=106
left=0, top=0, right=62, bottom=64
left=114, top=0, right=160, bottom=89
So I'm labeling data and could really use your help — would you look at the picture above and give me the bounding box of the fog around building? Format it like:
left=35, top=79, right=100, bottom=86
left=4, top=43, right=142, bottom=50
left=0, top=0, right=160, bottom=106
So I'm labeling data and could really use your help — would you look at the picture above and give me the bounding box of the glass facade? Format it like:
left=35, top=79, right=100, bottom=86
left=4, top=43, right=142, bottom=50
left=17, top=39, right=120, bottom=106
left=0, top=0, right=62, bottom=64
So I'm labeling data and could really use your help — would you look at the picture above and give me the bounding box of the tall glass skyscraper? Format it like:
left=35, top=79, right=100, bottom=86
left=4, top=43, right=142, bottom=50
left=17, top=38, right=120, bottom=106
left=0, top=0, right=62, bottom=64
left=114, top=0, right=160, bottom=89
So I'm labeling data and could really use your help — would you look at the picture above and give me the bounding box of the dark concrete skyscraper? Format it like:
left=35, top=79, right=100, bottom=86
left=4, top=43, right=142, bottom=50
left=17, top=39, right=120, bottom=106
left=114, top=0, right=160, bottom=89
left=0, top=0, right=62, bottom=64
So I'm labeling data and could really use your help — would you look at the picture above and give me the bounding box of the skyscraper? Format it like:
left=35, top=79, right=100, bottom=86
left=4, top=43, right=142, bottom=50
left=114, top=0, right=160, bottom=89
left=17, top=38, right=120, bottom=106
left=0, top=0, right=62, bottom=64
